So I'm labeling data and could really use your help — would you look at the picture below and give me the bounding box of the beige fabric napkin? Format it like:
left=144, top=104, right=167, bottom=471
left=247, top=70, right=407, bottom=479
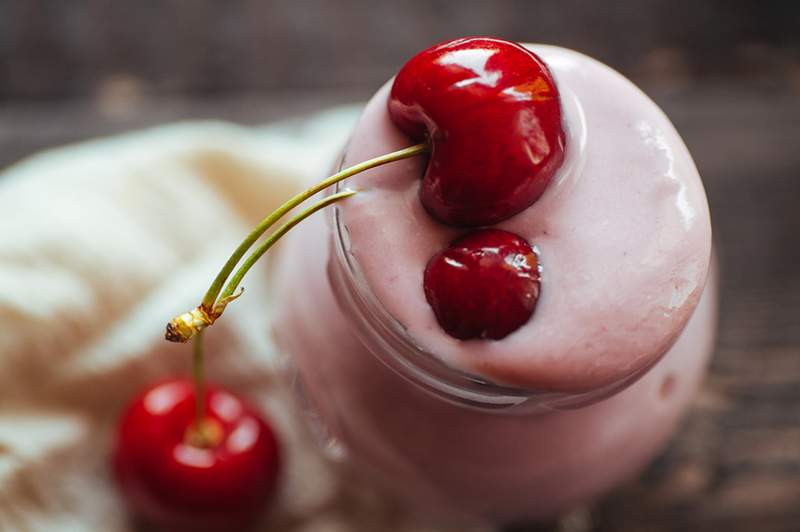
left=0, top=108, right=490, bottom=532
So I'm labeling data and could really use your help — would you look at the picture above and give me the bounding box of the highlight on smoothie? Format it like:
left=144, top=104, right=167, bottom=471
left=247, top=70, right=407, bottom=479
left=1, top=4, right=794, bottom=531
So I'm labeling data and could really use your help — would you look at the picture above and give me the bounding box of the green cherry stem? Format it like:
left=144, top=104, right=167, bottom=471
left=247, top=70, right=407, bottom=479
left=184, top=192, right=353, bottom=445
left=199, top=142, right=428, bottom=311
left=186, top=330, right=223, bottom=448
left=165, top=142, right=427, bottom=344
left=192, top=330, right=206, bottom=424
left=220, top=189, right=357, bottom=301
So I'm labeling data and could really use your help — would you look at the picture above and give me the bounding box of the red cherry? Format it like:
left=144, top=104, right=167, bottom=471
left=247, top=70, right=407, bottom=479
left=424, top=229, right=541, bottom=340
left=112, top=379, right=280, bottom=532
left=388, top=37, right=566, bottom=227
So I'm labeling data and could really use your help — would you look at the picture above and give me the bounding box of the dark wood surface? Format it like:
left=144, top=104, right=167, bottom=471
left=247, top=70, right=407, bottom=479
left=0, top=83, right=798, bottom=532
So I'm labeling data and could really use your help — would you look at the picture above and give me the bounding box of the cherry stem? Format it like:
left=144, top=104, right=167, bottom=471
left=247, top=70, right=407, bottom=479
left=199, top=142, right=428, bottom=311
left=192, top=330, right=206, bottom=425
left=219, top=189, right=357, bottom=301
left=184, top=191, right=354, bottom=444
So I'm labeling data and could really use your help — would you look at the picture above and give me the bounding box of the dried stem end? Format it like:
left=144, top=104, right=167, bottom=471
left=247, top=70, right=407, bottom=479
left=165, top=306, right=214, bottom=343
left=164, top=289, right=244, bottom=343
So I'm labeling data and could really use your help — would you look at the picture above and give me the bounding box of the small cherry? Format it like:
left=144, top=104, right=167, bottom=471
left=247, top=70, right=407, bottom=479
left=389, top=36, right=566, bottom=227
left=112, top=377, right=280, bottom=531
left=424, top=229, right=541, bottom=340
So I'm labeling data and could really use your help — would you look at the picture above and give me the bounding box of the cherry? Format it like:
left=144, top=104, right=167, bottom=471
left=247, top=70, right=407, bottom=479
left=424, top=229, right=541, bottom=340
left=389, top=37, right=566, bottom=227
left=112, top=378, right=280, bottom=532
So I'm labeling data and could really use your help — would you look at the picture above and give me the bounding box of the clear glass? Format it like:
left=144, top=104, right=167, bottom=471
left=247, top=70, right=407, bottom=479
left=271, top=189, right=717, bottom=523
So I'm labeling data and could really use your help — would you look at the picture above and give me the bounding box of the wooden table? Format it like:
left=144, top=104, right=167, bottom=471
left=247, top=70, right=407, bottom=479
left=1, top=83, right=798, bottom=532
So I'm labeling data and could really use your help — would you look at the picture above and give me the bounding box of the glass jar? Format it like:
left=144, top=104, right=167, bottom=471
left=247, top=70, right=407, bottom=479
left=271, top=190, right=717, bottom=522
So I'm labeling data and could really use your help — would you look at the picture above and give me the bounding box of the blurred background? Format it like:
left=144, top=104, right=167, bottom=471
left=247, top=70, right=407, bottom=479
left=1, top=1, right=799, bottom=531
left=1, top=0, right=798, bottom=166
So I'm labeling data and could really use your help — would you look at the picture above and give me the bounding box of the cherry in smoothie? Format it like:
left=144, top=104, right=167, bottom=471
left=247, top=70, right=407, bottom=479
left=424, top=229, right=541, bottom=340
left=389, top=37, right=566, bottom=227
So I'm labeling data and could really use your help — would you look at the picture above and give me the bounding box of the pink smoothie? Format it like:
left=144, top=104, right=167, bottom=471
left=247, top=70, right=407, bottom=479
left=336, top=44, right=712, bottom=393
left=272, top=44, right=715, bottom=521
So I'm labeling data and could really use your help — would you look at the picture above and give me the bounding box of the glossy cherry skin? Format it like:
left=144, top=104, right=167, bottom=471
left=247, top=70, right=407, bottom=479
left=424, top=229, right=541, bottom=340
left=389, top=37, right=566, bottom=227
left=112, top=379, right=280, bottom=532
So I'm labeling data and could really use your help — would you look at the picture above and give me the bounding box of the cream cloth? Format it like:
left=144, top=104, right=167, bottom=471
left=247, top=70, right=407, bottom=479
left=0, top=107, right=491, bottom=532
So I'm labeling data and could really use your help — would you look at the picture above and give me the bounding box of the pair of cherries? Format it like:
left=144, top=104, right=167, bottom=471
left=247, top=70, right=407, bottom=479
left=390, top=37, right=565, bottom=339
left=113, top=36, right=565, bottom=531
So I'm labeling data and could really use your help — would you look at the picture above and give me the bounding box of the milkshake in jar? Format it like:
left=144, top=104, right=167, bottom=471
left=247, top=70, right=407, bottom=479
left=272, top=40, right=716, bottom=522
